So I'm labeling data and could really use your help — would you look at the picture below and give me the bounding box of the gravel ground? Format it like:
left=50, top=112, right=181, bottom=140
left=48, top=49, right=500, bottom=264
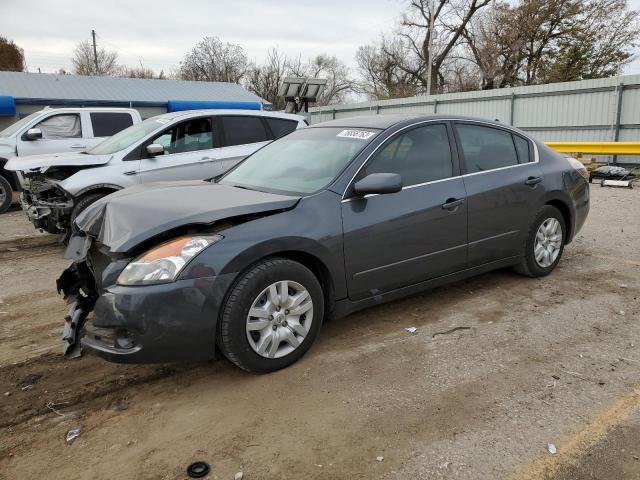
left=0, top=185, right=638, bottom=480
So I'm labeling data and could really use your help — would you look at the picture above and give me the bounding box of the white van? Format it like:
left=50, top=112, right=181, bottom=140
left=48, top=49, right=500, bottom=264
left=0, top=107, right=142, bottom=212
left=6, top=109, right=306, bottom=233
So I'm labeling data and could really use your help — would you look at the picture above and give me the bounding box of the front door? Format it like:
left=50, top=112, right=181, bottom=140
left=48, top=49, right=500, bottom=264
left=453, top=122, right=546, bottom=266
left=17, top=112, right=87, bottom=156
left=137, top=116, right=224, bottom=183
left=342, top=123, right=468, bottom=301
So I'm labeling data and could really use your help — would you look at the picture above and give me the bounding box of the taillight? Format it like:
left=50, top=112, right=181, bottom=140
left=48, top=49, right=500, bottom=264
left=567, top=157, right=589, bottom=180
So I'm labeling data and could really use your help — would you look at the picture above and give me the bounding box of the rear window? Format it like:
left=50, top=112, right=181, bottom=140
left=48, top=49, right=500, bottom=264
left=90, top=112, right=134, bottom=137
left=455, top=124, right=519, bottom=173
left=221, top=116, right=269, bottom=146
left=513, top=134, right=531, bottom=163
left=266, top=117, right=298, bottom=139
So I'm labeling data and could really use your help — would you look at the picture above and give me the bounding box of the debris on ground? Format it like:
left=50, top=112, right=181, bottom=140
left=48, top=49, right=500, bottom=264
left=376, top=456, right=384, bottom=462
left=65, top=428, right=81, bottom=443
left=235, top=472, right=244, bottom=480
left=432, top=326, right=472, bottom=338
left=547, top=443, right=557, bottom=455
left=405, top=327, right=417, bottom=334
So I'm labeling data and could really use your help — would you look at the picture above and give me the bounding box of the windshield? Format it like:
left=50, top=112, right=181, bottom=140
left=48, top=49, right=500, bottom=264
left=88, top=116, right=168, bottom=155
left=220, top=127, right=380, bottom=194
left=0, top=112, right=41, bottom=137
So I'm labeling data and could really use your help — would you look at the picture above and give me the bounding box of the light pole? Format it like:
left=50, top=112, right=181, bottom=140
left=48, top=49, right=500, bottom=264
left=426, top=0, right=435, bottom=95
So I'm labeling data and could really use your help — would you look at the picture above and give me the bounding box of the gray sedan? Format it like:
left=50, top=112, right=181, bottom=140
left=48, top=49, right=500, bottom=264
left=58, top=115, right=590, bottom=373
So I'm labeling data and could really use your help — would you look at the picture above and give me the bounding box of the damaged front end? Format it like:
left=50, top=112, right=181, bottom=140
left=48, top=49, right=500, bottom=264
left=22, top=171, right=74, bottom=234
left=57, top=235, right=97, bottom=358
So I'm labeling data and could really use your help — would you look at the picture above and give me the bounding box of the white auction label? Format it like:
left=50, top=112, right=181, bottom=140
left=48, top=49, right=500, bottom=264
left=336, top=129, right=376, bottom=140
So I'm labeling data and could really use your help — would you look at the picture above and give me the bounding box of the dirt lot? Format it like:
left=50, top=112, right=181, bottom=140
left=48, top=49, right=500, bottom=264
left=0, top=186, right=639, bottom=480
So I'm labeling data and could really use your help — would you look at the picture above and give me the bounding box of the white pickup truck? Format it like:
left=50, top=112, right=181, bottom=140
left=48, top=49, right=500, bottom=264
left=0, top=107, right=142, bottom=212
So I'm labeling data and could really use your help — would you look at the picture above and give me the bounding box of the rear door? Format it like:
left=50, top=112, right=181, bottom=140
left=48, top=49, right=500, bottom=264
left=87, top=111, right=135, bottom=149
left=137, top=116, right=224, bottom=183
left=341, top=122, right=468, bottom=301
left=453, top=121, right=545, bottom=267
left=16, top=112, right=86, bottom=156
left=217, top=115, right=271, bottom=172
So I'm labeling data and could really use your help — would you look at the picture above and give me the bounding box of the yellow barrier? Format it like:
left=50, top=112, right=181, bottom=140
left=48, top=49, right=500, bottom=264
left=544, top=142, right=640, bottom=155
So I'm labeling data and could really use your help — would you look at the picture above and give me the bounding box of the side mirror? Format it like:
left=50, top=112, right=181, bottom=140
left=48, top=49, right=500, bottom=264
left=146, top=143, right=165, bottom=156
left=25, top=128, right=43, bottom=141
left=353, top=173, right=402, bottom=196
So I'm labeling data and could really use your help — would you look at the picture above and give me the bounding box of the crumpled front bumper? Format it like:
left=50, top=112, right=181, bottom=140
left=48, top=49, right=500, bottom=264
left=21, top=190, right=73, bottom=233
left=57, top=234, right=235, bottom=363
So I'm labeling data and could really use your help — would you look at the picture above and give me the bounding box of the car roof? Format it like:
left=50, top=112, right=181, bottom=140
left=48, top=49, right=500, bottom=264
left=152, top=109, right=306, bottom=122
left=311, top=114, right=509, bottom=130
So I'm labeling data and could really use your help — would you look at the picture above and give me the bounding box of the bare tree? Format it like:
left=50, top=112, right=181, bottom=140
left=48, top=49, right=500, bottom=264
left=0, top=36, right=25, bottom=72
left=72, top=40, right=120, bottom=76
left=179, top=36, right=248, bottom=83
left=390, top=0, right=493, bottom=93
left=356, top=41, right=420, bottom=99
left=245, top=48, right=288, bottom=109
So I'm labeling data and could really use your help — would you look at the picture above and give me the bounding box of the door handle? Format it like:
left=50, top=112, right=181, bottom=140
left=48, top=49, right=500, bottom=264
left=201, top=156, right=218, bottom=161
left=525, top=176, right=542, bottom=186
left=71, top=144, right=87, bottom=149
left=442, top=198, right=465, bottom=211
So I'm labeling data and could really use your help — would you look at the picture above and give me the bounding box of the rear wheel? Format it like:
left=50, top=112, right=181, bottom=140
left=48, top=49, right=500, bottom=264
left=0, top=175, right=13, bottom=213
left=218, top=257, right=324, bottom=373
left=514, top=205, right=566, bottom=277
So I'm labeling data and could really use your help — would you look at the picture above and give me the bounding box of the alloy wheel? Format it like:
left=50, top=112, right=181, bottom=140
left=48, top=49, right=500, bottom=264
left=534, top=217, right=563, bottom=268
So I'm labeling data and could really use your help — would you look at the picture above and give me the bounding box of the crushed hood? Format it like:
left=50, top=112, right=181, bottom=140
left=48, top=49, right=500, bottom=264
left=74, top=181, right=300, bottom=253
left=4, top=152, right=110, bottom=172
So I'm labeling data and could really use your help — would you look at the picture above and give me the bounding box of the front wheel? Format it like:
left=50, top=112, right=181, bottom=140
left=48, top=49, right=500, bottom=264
left=514, top=205, right=566, bottom=277
left=0, top=175, right=13, bottom=213
left=218, top=257, right=324, bottom=373
left=70, top=192, right=105, bottom=232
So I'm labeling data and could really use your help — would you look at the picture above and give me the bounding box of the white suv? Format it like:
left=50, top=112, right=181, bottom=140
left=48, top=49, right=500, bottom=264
left=0, top=107, right=141, bottom=212
left=6, top=109, right=306, bottom=234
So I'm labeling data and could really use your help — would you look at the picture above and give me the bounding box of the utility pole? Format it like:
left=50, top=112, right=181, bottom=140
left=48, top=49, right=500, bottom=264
left=426, top=0, right=435, bottom=95
left=91, top=29, right=99, bottom=75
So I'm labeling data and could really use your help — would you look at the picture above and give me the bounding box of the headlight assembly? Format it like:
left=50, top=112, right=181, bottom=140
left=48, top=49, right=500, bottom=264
left=117, top=235, right=222, bottom=286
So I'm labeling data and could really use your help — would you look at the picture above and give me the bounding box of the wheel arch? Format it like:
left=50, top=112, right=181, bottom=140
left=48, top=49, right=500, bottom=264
left=544, top=197, right=572, bottom=243
left=74, top=183, right=123, bottom=199
left=0, top=158, right=20, bottom=191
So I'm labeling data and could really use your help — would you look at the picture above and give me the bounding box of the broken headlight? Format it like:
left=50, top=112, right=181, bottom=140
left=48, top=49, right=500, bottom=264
left=117, top=235, right=222, bottom=286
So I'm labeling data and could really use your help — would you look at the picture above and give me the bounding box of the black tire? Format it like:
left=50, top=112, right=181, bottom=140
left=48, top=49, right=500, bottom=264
left=0, top=175, right=13, bottom=214
left=70, top=193, right=105, bottom=232
left=218, top=257, right=324, bottom=373
left=514, top=205, right=566, bottom=278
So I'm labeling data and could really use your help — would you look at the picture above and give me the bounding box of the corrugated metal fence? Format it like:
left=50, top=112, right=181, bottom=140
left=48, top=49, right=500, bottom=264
left=310, top=74, right=640, bottom=164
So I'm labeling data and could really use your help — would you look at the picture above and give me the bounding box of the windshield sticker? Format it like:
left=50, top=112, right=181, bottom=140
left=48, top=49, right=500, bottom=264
left=336, top=129, right=376, bottom=140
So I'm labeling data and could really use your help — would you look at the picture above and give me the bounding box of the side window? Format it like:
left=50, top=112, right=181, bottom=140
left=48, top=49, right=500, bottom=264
left=34, top=114, right=81, bottom=139
left=363, top=124, right=453, bottom=187
left=90, top=112, right=134, bottom=137
left=266, top=118, right=297, bottom=139
left=513, top=134, right=531, bottom=163
left=149, top=118, right=216, bottom=155
left=221, top=116, right=269, bottom=146
left=455, top=124, right=518, bottom=173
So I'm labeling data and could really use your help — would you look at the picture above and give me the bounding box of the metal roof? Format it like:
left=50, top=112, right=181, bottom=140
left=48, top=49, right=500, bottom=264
left=0, top=71, right=264, bottom=105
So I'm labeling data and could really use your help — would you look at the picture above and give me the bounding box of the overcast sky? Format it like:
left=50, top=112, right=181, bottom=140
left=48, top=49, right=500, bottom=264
left=2, top=0, right=640, bottom=76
